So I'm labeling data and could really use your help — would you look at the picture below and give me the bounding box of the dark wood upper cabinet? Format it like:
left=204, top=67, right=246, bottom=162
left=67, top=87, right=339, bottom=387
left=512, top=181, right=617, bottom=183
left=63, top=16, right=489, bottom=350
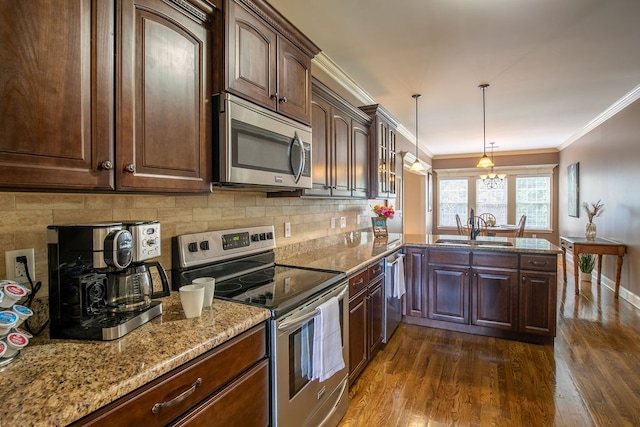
left=0, top=0, right=115, bottom=190
left=0, top=0, right=216, bottom=193
left=116, top=0, right=214, bottom=192
left=360, top=104, right=399, bottom=199
left=225, top=0, right=319, bottom=125
left=304, top=79, right=371, bottom=199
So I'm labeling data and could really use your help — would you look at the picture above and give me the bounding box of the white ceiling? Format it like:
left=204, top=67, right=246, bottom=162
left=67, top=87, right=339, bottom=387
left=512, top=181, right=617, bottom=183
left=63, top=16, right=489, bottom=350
left=267, top=0, right=640, bottom=157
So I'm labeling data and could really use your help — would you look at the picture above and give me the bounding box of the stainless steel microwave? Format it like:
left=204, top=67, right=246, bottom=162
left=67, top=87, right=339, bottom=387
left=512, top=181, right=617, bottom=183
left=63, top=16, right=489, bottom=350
left=213, top=93, right=312, bottom=190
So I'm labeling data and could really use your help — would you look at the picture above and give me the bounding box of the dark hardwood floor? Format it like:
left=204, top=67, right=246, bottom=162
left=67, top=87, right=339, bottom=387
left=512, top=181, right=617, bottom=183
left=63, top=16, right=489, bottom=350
left=340, top=269, right=640, bottom=426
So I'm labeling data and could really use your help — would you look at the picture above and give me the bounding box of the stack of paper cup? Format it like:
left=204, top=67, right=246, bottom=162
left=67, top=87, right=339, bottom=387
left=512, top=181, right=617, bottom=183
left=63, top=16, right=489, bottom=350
left=179, top=284, right=205, bottom=318
left=192, top=277, right=216, bottom=308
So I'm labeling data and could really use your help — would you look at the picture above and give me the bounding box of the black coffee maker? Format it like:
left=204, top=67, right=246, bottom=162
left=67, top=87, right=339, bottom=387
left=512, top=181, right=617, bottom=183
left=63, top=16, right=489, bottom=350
left=47, top=221, right=169, bottom=340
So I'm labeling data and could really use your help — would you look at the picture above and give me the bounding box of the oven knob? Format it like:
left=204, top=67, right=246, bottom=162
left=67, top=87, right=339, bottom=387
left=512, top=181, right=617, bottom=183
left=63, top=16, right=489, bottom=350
left=200, top=241, right=210, bottom=250
left=266, top=232, right=273, bottom=240
left=251, top=234, right=260, bottom=242
left=259, top=233, right=266, bottom=240
left=188, top=242, right=199, bottom=252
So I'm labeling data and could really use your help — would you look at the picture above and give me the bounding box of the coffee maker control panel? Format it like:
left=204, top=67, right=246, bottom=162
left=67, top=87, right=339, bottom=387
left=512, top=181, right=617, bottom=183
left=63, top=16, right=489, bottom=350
left=128, top=221, right=161, bottom=262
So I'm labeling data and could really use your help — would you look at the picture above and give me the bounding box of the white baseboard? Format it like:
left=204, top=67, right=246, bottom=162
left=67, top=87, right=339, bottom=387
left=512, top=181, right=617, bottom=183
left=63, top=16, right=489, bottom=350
left=565, top=257, right=640, bottom=309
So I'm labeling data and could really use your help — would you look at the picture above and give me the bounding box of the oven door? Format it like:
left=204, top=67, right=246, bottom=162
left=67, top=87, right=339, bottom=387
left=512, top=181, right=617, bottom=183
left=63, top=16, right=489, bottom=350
left=272, top=281, right=349, bottom=427
left=215, top=93, right=312, bottom=189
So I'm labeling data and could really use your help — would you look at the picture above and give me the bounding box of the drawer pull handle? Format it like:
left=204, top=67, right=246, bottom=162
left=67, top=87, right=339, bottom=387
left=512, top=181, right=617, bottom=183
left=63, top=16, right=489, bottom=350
left=353, top=278, right=364, bottom=286
left=528, top=260, right=549, bottom=267
left=152, top=378, right=202, bottom=414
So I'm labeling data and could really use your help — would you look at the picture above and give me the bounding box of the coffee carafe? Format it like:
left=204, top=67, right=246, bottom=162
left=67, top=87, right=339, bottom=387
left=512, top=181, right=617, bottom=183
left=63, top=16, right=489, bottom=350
left=47, top=221, right=168, bottom=341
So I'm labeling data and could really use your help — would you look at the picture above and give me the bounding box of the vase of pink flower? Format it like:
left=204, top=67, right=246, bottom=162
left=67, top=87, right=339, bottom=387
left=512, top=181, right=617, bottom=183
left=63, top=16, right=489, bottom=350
left=371, top=205, right=394, bottom=237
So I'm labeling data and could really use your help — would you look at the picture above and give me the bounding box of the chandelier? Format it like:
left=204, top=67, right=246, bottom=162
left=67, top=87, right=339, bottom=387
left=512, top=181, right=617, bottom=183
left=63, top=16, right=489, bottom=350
left=479, top=142, right=506, bottom=189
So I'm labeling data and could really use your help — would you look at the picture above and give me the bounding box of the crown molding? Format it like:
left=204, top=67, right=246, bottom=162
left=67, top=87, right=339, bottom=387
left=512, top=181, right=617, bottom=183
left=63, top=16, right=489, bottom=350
left=559, top=83, right=640, bottom=150
left=312, top=52, right=376, bottom=105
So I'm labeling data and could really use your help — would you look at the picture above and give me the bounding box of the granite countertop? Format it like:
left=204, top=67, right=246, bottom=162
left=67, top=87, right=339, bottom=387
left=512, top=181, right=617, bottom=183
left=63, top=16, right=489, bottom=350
left=403, top=234, right=562, bottom=254
left=278, top=232, right=404, bottom=275
left=0, top=295, right=271, bottom=427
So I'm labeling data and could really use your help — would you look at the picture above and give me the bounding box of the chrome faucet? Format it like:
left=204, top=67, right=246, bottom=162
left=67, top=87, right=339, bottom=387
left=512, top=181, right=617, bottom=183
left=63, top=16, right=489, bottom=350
left=469, top=209, right=481, bottom=240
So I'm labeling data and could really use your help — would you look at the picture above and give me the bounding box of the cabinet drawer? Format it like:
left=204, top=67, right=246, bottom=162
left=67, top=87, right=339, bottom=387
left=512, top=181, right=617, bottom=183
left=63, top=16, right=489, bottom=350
left=428, top=249, right=470, bottom=266
left=368, top=260, right=384, bottom=280
left=172, top=359, right=270, bottom=427
left=520, top=254, right=557, bottom=272
left=472, top=252, right=518, bottom=269
left=74, top=324, right=267, bottom=427
left=349, top=269, right=368, bottom=297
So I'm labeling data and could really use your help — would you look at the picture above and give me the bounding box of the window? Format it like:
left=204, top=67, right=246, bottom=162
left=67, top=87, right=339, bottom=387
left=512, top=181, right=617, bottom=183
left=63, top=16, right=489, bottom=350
left=438, top=178, right=468, bottom=227
left=435, top=165, right=555, bottom=231
left=476, top=179, right=507, bottom=224
left=516, top=175, right=551, bottom=229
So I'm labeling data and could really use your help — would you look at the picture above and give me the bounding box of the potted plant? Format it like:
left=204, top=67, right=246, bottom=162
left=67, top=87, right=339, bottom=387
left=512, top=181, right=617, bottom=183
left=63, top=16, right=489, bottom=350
left=578, top=253, right=596, bottom=281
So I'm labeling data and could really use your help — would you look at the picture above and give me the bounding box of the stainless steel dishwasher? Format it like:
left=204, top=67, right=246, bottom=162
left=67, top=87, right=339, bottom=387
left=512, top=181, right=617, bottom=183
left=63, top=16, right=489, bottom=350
left=383, top=250, right=405, bottom=343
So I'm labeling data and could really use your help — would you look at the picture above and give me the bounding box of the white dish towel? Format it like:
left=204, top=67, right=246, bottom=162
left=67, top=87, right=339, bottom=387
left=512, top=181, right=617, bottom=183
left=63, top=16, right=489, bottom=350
left=312, top=296, right=345, bottom=382
left=394, top=256, right=406, bottom=298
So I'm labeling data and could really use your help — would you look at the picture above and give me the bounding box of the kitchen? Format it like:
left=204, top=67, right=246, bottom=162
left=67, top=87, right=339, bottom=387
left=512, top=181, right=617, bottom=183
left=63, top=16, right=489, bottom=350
left=1, top=0, right=640, bottom=426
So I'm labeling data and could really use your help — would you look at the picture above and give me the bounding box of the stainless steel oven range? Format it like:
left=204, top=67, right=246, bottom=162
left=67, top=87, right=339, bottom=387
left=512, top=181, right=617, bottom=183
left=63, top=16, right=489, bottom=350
left=172, top=226, right=349, bottom=427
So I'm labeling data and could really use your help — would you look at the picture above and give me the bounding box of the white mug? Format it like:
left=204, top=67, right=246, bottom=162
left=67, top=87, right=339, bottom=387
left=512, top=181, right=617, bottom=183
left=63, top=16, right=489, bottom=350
left=179, top=284, right=205, bottom=318
left=192, top=277, right=216, bottom=308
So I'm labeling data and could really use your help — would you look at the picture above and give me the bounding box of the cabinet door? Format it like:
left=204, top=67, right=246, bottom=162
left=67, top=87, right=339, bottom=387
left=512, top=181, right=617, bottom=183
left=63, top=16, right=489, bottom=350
left=226, top=0, right=277, bottom=110
left=351, top=120, right=369, bottom=198
left=388, top=127, right=397, bottom=197
left=0, top=0, right=114, bottom=190
left=348, top=290, right=368, bottom=385
left=277, top=36, right=312, bottom=124
left=428, top=265, right=469, bottom=324
left=519, top=271, right=557, bottom=336
left=306, top=95, right=332, bottom=196
left=331, top=107, right=352, bottom=197
left=405, top=247, right=428, bottom=318
left=471, top=267, right=518, bottom=330
left=117, top=0, right=212, bottom=192
left=368, top=278, right=384, bottom=356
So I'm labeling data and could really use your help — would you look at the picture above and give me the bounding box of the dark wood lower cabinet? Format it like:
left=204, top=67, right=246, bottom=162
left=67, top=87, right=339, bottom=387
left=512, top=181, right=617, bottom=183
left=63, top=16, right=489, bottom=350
left=348, top=260, right=385, bottom=385
left=72, top=324, right=269, bottom=427
left=403, top=247, right=558, bottom=344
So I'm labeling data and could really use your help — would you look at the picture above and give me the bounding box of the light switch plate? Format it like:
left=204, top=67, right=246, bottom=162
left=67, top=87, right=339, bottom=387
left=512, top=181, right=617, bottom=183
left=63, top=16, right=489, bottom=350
left=330, top=218, right=336, bottom=229
left=340, top=217, right=346, bottom=228
left=284, top=222, right=291, bottom=238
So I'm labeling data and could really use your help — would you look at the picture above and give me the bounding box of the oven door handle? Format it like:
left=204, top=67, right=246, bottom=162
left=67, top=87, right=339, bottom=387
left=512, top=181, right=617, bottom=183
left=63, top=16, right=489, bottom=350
left=386, top=253, right=405, bottom=267
left=277, top=285, right=348, bottom=332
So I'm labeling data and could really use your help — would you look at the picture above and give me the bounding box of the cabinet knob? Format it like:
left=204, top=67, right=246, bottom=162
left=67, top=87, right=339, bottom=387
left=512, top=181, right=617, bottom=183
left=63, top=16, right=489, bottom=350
left=279, top=97, right=288, bottom=104
left=100, top=160, right=113, bottom=170
left=270, top=93, right=278, bottom=100
left=124, top=163, right=136, bottom=173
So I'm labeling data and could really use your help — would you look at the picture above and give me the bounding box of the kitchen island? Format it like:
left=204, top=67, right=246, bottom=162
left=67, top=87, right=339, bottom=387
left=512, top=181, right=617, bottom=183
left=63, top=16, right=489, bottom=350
left=0, top=295, right=271, bottom=426
left=402, top=234, right=561, bottom=344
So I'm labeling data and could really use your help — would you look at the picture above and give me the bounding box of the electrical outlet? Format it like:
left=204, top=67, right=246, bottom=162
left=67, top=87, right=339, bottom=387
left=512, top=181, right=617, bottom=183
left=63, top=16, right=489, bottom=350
left=5, top=248, right=35, bottom=283
left=330, top=217, right=336, bottom=229
left=340, top=217, right=346, bottom=228
left=284, top=222, right=291, bottom=238
left=532, top=234, right=537, bottom=238
left=356, top=214, right=361, bottom=225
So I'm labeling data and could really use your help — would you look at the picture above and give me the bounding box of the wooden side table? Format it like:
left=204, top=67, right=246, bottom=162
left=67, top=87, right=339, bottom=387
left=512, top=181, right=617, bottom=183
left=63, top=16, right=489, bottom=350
left=559, top=236, right=626, bottom=298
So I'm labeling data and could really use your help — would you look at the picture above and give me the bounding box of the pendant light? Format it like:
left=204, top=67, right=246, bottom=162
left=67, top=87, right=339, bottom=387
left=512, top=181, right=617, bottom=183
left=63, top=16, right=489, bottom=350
left=479, top=142, right=506, bottom=189
left=409, top=94, right=426, bottom=174
left=476, top=83, right=494, bottom=169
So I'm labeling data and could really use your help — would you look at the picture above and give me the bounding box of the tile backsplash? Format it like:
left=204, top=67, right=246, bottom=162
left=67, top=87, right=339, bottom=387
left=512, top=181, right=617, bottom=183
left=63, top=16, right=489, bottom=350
left=0, top=190, right=375, bottom=296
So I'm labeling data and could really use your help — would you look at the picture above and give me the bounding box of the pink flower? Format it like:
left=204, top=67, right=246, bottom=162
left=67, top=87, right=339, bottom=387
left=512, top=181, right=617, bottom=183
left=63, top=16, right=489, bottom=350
left=373, top=204, right=395, bottom=219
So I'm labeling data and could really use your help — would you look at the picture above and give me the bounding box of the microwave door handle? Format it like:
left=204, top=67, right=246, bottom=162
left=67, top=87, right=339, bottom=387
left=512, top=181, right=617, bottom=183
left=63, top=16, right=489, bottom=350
left=289, top=133, right=305, bottom=183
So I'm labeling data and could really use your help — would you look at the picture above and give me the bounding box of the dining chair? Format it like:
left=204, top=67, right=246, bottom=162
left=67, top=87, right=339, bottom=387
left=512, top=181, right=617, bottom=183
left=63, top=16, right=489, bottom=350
left=477, top=213, right=496, bottom=227
left=514, top=215, right=527, bottom=237
left=455, top=214, right=466, bottom=235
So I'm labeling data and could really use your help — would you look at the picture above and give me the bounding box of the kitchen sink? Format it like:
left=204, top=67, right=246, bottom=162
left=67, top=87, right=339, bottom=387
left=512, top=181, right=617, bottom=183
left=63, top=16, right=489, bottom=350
left=435, top=239, right=513, bottom=247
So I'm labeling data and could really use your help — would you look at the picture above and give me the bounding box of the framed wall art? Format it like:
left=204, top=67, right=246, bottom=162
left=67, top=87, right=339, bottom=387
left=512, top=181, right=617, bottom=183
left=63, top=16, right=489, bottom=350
left=567, top=162, right=579, bottom=217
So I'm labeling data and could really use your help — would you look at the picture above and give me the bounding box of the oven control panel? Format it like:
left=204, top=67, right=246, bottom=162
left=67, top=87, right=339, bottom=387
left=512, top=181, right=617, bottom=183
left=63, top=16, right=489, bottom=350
left=174, top=225, right=276, bottom=268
